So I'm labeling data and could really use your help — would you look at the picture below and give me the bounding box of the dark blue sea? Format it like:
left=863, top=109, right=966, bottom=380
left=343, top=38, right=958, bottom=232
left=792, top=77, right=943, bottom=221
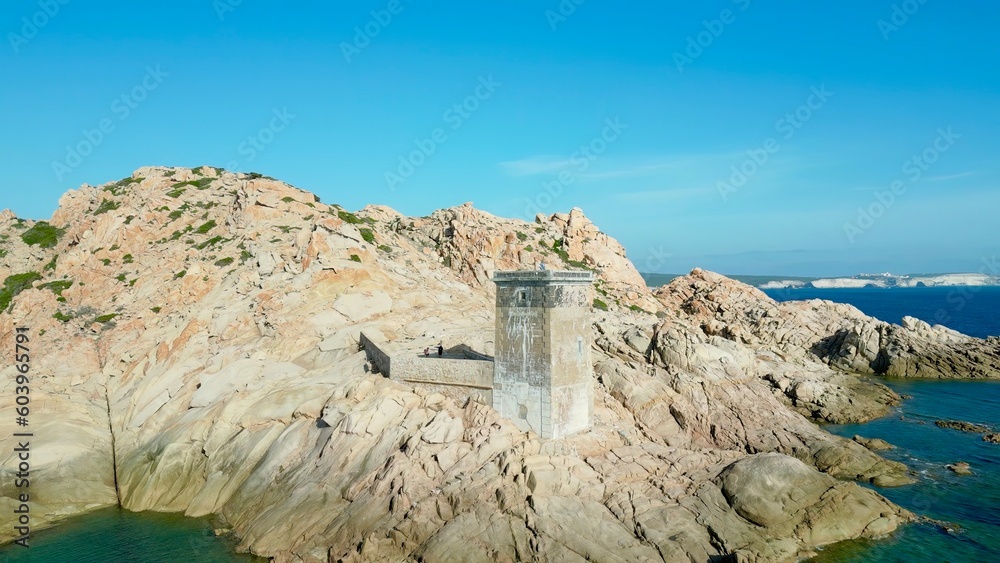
left=766, top=286, right=1000, bottom=562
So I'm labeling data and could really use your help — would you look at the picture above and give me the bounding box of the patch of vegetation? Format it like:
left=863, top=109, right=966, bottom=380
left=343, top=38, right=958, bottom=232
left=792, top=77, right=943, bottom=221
left=191, top=166, right=205, bottom=176
left=168, top=209, right=185, bottom=221
left=150, top=306, right=162, bottom=313
left=240, top=249, right=252, bottom=264
left=378, top=244, right=392, bottom=253
left=101, top=258, right=112, bottom=266
left=168, top=225, right=193, bottom=241
left=174, top=270, right=186, bottom=279
left=125, top=214, right=136, bottom=224
left=103, top=176, right=143, bottom=196
left=277, top=225, right=293, bottom=234
left=535, top=227, right=545, bottom=233
left=129, top=279, right=138, bottom=287
left=628, top=304, right=651, bottom=315
left=195, top=220, right=217, bottom=234
left=281, top=196, right=295, bottom=203
left=123, top=254, right=134, bottom=264
left=43, top=255, right=57, bottom=271
left=93, top=198, right=121, bottom=215
left=39, top=279, right=73, bottom=297
left=214, top=257, right=234, bottom=267
left=359, top=228, right=376, bottom=244
left=195, top=236, right=225, bottom=250
left=349, top=254, right=362, bottom=263
left=115, top=274, right=127, bottom=283
left=593, top=298, right=609, bottom=311
left=53, top=310, right=73, bottom=323
left=0, top=249, right=7, bottom=259
left=524, top=245, right=533, bottom=252
left=0, top=272, right=43, bottom=311
left=338, top=210, right=364, bottom=224
left=94, top=313, right=118, bottom=323
left=166, top=187, right=186, bottom=198
left=516, top=231, right=528, bottom=241
left=21, top=222, right=65, bottom=249
left=164, top=170, right=175, bottom=177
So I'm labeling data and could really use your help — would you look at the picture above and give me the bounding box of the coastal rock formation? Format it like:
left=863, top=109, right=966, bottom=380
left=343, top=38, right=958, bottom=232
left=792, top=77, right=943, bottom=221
left=654, top=269, right=1000, bottom=383
left=935, top=420, right=991, bottom=433
left=4, top=166, right=979, bottom=561
left=853, top=435, right=895, bottom=451
left=946, top=462, right=973, bottom=475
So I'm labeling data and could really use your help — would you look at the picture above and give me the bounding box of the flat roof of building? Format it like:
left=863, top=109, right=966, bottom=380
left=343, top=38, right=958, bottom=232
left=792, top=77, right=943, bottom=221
left=492, top=270, right=594, bottom=283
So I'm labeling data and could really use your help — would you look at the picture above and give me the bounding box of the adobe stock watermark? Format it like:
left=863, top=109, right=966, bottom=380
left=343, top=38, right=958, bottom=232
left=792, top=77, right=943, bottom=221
left=644, top=246, right=673, bottom=273
left=545, top=0, right=587, bottom=31
left=213, top=0, right=245, bottom=21
left=717, top=84, right=833, bottom=201
left=878, top=0, right=929, bottom=41
left=51, top=65, right=169, bottom=182
left=8, top=0, right=72, bottom=54
left=672, top=0, right=750, bottom=73
left=223, top=107, right=296, bottom=172
left=384, top=74, right=500, bottom=191
left=341, top=0, right=408, bottom=63
left=843, top=127, right=959, bottom=243
left=520, top=117, right=628, bottom=220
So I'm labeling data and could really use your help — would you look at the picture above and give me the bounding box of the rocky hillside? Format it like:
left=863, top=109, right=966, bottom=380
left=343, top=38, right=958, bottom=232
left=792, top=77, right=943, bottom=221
left=1, top=167, right=996, bottom=561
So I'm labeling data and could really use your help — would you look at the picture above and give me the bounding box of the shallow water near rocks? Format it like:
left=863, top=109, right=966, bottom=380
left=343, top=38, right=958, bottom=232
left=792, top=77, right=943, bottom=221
left=0, top=507, right=265, bottom=562
left=813, top=379, right=1000, bottom=561
left=766, top=286, right=1000, bottom=561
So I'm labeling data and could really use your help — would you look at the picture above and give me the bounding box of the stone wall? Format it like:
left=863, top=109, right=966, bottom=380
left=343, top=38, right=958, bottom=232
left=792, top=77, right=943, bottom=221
left=359, top=331, right=493, bottom=403
left=359, top=331, right=392, bottom=376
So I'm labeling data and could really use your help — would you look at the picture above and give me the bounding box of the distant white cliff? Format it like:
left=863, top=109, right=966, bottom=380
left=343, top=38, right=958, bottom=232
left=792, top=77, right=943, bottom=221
left=760, top=273, right=1000, bottom=289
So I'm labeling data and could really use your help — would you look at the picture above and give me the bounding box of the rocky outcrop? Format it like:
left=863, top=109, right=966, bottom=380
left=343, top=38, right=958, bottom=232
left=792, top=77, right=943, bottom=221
left=654, top=269, right=1000, bottom=381
left=946, top=462, right=973, bottom=475
left=853, top=435, right=895, bottom=451
left=395, top=204, right=660, bottom=313
left=935, top=420, right=990, bottom=433
left=0, top=167, right=947, bottom=561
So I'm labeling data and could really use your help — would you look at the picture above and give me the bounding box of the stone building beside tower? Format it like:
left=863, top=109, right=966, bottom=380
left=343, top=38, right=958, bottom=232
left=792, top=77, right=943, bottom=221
left=360, top=269, right=595, bottom=439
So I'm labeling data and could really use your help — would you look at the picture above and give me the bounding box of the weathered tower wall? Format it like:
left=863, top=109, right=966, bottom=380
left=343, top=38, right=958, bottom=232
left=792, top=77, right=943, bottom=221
left=492, top=270, right=594, bottom=439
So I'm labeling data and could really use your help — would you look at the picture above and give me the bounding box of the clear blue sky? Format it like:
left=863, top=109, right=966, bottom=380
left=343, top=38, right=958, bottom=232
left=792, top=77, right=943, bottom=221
left=3, top=1, right=997, bottom=276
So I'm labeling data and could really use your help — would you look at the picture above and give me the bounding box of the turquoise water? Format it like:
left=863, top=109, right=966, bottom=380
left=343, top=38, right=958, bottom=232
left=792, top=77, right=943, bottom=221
left=812, top=379, right=1000, bottom=561
left=0, top=507, right=264, bottom=563
left=765, top=287, right=1000, bottom=561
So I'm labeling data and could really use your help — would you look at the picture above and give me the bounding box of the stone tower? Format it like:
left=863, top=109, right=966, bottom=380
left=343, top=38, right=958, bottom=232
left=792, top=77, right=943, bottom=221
left=492, top=270, right=594, bottom=439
